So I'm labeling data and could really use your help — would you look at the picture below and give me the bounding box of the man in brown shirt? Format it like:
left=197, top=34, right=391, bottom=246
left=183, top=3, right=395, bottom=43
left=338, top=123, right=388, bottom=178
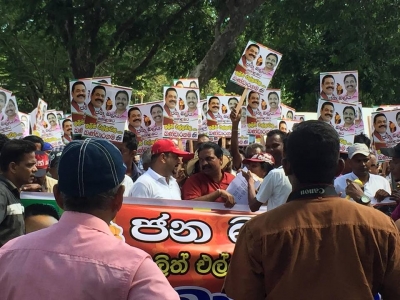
left=224, top=120, right=400, bottom=300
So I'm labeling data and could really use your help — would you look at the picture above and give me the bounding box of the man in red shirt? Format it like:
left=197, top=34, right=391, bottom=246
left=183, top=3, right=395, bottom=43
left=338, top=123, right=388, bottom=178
left=182, top=142, right=235, bottom=207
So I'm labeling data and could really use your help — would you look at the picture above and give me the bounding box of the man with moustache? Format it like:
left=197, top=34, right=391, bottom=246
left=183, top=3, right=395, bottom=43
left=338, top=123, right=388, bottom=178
left=318, top=101, right=335, bottom=124
left=0, top=91, right=7, bottom=121
left=246, top=91, right=261, bottom=118
left=70, top=81, right=87, bottom=113
left=62, top=119, right=72, bottom=144
left=320, top=75, right=337, bottom=100
left=163, top=88, right=178, bottom=118
left=87, top=85, right=106, bottom=116
left=256, top=53, right=278, bottom=77
left=206, top=97, right=223, bottom=123
left=127, top=107, right=148, bottom=142
left=267, top=91, right=280, bottom=115
left=47, top=113, right=59, bottom=130
left=234, top=43, right=260, bottom=73
left=0, top=140, right=37, bottom=246
left=114, top=90, right=129, bottom=118
left=341, top=74, right=358, bottom=102
left=3, top=99, right=19, bottom=124
left=182, top=142, right=235, bottom=207
left=228, top=97, right=238, bottom=112
left=338, top=106, right=356, bottom=131
left=130, top=139, right=193, bottom=199
left=183, top=90, right=198, bottom=116
left=149, top=104, right=163, bottom=130
left=372, top=113, right=393, bottom=148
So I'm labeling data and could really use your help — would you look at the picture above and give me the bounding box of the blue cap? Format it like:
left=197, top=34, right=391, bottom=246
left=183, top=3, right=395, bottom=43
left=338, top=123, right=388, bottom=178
left=58, top=138, right=126, bottom=197
left=43, top=142, right=53, bottom=151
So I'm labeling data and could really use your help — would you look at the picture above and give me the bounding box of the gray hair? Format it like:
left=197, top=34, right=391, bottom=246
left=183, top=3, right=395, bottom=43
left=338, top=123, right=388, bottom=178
left=245, top=143, right=265, bottom=158
left=62, top=185, right=120, bottom=213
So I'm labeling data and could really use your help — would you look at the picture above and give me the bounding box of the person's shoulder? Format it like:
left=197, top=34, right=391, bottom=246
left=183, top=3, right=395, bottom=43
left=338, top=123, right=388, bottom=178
left=225, top=172, right=235, bottom=181
left=370, top=173, right=389, bottom=183
left=334, top=172, right=352, bottom=184
left=46, top=176, right=58, bottom=184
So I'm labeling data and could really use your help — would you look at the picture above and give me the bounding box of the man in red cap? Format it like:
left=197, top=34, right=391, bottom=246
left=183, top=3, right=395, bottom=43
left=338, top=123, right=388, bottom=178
left=129, top=139, right=193, bottom=200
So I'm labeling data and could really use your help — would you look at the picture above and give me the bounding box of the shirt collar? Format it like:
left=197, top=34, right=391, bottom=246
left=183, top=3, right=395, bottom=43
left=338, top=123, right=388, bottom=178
left=147, top=168, right=176, bottom=183
left=0, top=175, right=20, bottom=198
left=59, top=211, right=113, bottom=236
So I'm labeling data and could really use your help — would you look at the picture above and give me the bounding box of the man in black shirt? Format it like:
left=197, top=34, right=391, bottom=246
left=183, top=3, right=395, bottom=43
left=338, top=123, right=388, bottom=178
left=0, top=140, right=37, bottom=246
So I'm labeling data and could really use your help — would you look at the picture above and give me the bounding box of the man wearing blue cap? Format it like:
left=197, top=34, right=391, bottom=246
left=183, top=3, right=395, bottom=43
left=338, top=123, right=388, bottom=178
left=0, top=138, right=179, bottom=299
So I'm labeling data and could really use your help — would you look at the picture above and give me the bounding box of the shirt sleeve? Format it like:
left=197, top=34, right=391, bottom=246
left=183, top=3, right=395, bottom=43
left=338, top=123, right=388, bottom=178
left=223, top=224, right=265, bottom=300
left=255, top=171, right=276, bottom=204
left=182, top=176, right=202, bottom=200
left=334, top=177, right=346, bottom=198
left=380, top=228, right=400, bottom=299
left=129, top=182, right=151, bottom=198
left=129, top=257, right=180, bottom=300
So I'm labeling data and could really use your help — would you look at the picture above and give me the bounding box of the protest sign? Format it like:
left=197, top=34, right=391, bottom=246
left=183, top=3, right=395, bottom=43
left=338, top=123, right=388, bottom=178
left=294, top=114, right=305, bottom=122
left=69, top=79, right=91, bottom=138
left=56, top=111, right=64, bottom=126
left=127, top=101, right=163, bottom=155
left=231, top=40, right=282, bottom=92
left=19, top=112, right=30, bottom=137
left=84, top=82, right=131, bottom=142
left=280, top=103, right=296, bottom=121
left=20, top=192, right=262, bottom=299
left=173, top=78, right=199, bottom=89
left=371, top=109, right=400, bottom=161
left=199, top=100, right=209, bottom=135
left=39, top=110, right=63, bottom=147
left=163, top=86, right=199, bottom=140
left=0, top=95, right=23, bottom=139
left=206, top=95, right=237, bottom=138
left=319, top=71, right=359, bottom=103
left=0, top=88, right=12, bottom=122
left=246, top=89, right=281, bottom=135
left=276, top=119, right=300, bottom=133
left=317, top=99, right=356, bottom=152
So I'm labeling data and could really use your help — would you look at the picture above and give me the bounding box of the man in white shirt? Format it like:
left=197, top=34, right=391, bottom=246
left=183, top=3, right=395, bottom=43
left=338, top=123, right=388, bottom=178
left=129, top=139, right=193, bottom=200
left=334, top=143, right=391, bottom=205
left=247, top=130, right=292, bottom=211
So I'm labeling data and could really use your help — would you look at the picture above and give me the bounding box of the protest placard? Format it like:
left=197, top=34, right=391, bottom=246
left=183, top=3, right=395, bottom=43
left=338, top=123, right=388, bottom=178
left=163, top=86, right=199, bottom=140
left=19, top=112, right=30, bottom=137
left=198, top=100, right=209, bottom=135
left=173, top=78, right=199, bottom=89
left=231, top=40, right=282, bottom=92
left=276, top=119, right=300, bottom=134
left=39, top=110, right=63, bottom=147
left=69, top=79, right=91, bottom=138
left=246, top=89, right=281, bottom=135
left=280, top=103, right=296, bottom=121
left=84, top=82, right=131, bottom=142
left=0, top=95, right=23, bottom=139
left=317, top=99, right=356, bottom=152
left=319, top=71, right=359, bottom=103
left=127, top=101, right=163, bottom=155
left=371, top=109, right=400, bottom=160
left=205, top=95, right=236, bottom=138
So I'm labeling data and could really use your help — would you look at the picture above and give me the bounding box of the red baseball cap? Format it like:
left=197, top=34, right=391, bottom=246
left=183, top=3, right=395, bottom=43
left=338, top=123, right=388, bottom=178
left=151, top=139, right=194, bottom=160
left=35, top=151, right=49, bottom=177
left=243, top=153, right=275, bottom=166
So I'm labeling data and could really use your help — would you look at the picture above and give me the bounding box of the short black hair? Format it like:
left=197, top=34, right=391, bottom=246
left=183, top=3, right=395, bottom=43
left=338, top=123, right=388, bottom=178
left=267, top=129, right=287, bottom=141
left=175, top=81, right=183, bottom=86
left=71, top=81, right=86, bottom=92
left=343, top=74, right=357, bottom=84
left=115, top=90, right=129, bottom=100
left=165, top=87, right=177, bottom=98
left=343, top=106, right=355, bottom=115
left=23, top=135, right=44, bottom=149
left=321, top=74, right=335, bottom=84
left=284, top=120, right=339, bottom=184
left=0, top=133, right=10, bottom=152
left=24, top=203, right=60, bottom=221
left=47, top=112, right=56, bottom=120
left=354, top=134, right=371, bottom=148
left=279, top=120, right=287, bottom=128
left=62, top=118, right=72, bottom=128
left=189, top=81, right=197, bottom=87
left=198, top=142, right=223, bottom=159
left=268, top=91, right=279, bottom=100
left=123, top=130, right=138, bottom=151
left=186, top=90, right=198, bottom=99
left=321, top=101, right=334, bottom=111
left=91, top=85, right=106, bottom=96
left=396, top=112, right=400, bottom=120
left=0, top=140, right=37, bottom=172
left=248, top=91, right=259, bottom=99
left=128, top=107, right=141, bottom=118
left=246, top=43, right=260, bottom=51
left=376, top=108, right=384, bottom=111
left=150, top=104, right=163, bottom=115
left=266, top=53, right=278, bottom=62
left=373, top=113, right=386, bottom=124
left=208, top=96, right=219, bottom=105
left=244, top=143, right=265, bottom=158
left=228, top=97, right=238, bottom=105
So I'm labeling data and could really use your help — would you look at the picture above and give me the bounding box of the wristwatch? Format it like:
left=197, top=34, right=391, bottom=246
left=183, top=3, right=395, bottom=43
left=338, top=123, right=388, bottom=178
left=355, top=195, right=371, bottom=205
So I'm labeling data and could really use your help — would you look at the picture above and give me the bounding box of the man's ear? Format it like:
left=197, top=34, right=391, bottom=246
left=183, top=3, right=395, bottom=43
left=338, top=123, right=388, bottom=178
left=282, top=158, right=292, bottom=177
left=53, top=184, right=65, bottom=210
left=130, top=149, right=137, bottom=159
left=9, top=162, right=17, bottom=175
left=336, top=158, right=345, bottom=177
